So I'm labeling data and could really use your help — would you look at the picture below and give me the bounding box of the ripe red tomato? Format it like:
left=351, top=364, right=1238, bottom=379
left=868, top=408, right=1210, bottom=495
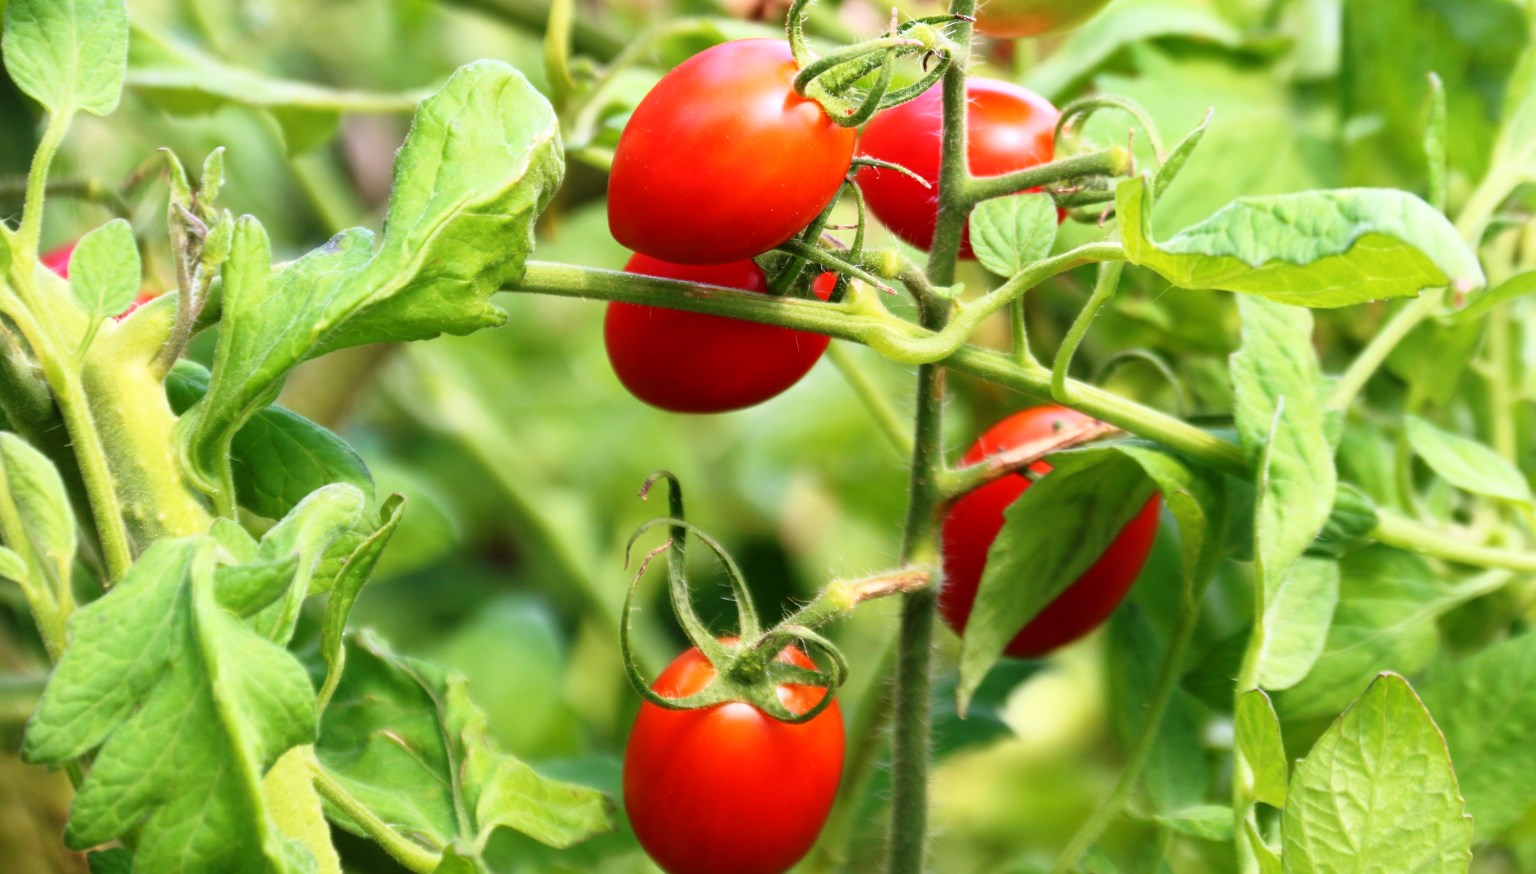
left=604, top=254, right=833, bottom=413
left=940, top=406, right=1160, bottom=657
left=974, top=0, right=1116, bottom=39
left=608, top=39, right=857, bottom=264
left=624, top=644, right=844, bottom=874
left=855, top=79, right=1059, bottom=257
left=41, top=242, right=76, bottom=278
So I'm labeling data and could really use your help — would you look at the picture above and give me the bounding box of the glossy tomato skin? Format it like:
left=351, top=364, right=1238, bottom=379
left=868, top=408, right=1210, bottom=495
left=608, top=39, right=857, bottom=264
left=604, top=254, right=832, bottom=413
left=940, top=406, right=1160, bottom=657
left=855, top=79, right=1059, bottom=257
left=41, top=242, right=76, bottom=278
left=624, top=645, right=845, bottom=874
left=974, top=0, right=1116, bottom=39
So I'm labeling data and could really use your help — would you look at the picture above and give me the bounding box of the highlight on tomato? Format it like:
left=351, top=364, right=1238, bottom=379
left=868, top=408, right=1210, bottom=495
left=603, top=254, right=833, bottom=413
left=939, top=405, right=1160, bottom=657
left=607, top=39, right=857, bottom=265
left=855, top=78, right=1060, bottom=256
left=623, top=643, right=845, bottom=874
left=974, top=0, right=1117, bottom=39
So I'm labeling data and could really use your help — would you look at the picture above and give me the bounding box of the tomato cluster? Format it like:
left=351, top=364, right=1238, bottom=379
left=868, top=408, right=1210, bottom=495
left=940, top=406, right=1160, bottom=657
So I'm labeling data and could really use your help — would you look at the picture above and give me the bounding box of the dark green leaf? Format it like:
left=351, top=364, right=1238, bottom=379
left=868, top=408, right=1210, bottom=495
left=958, top=447, right=1156, bottom=711
left=316, top=633, right=613, bottom=859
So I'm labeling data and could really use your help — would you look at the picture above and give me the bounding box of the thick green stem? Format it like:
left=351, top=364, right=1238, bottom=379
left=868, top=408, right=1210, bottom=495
left=1052, top=261, right=1123, bottom=402
left=963, top=147, right=1133, bottom=206
left=313, top=768, right=441, bottom=873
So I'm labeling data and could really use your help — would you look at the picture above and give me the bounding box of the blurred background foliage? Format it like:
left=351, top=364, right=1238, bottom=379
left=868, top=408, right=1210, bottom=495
left=2, top=0, right=1534, bottom=871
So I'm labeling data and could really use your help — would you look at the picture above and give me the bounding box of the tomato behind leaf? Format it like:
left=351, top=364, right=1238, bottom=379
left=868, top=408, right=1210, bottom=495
left=604, top=255, right=833, bottom=413
left=41, top=242, right=76, bottom=278
left=608, top=39, right=857, bottom=264
left=940, top=406, right=1160, bottom=657
left=623, top=645, right=844, bottom=874
left=974, top=0, right=1117, bottom=39
left=855, top=79, right=1059, bottom=257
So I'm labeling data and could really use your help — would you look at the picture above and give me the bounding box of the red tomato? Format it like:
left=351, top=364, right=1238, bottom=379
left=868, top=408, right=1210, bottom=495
left=975, top=0, right=1116, bottom=39
left=604, top=254, right=833, bottom=413
left=624, top=644, right=844, bottom=874
left=940, top=406, right=1160, bottom=657
left=608, top=39, right=857, bottom=264
left=41, top=242, right=76, bottom=278
left=855, top=79, right=1059, bottom=257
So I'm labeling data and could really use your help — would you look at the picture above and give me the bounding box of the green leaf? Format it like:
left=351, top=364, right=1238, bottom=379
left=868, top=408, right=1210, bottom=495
left=87, top=848, right=133, bottom=874
left=1281, top=673, right=1472, bottom=873
left=1308, top=483, right=1379, bottom=558
left=957, top=447, right=1156, bottom=711
left=1248, top=821, right=1283, bottom=874
left=1235, top=689, right=1287, bottom=809
left=0, top=544, right=27, bottom=583
left=1487, top=25, right=1536, bottom=186
left=316, top=633, right=613, bottom=859
left=68, top=219, right=140, bottom=320
left=23, top=538, right=318, bottom=873
left=0, top=432, right=76, bottom=618
left=223, top=483, right=367, bottom=643
left=1405, top=415, right=1533, bottom=506
left=125, top=24, right=424, bottom=153
left=1106, top=606, right=1208, bottom=813
left=178, top=61, right=562, bottom=496
left=1118, top=175, right=1485, bottom=306
left=1148, top=804, right=1234, bottom=842
left=1452, top=270, right=1536, bottom=323
left=1, top=0, right=128, bottom=116
left=1252, top=557, right=1340, bottom=692
left=263, top=746, right=343, bottom=874
left=318, top=495, right=406, bottom=709
left=1275, top=547, right=1487, bottom=722
left=1418, top=632, right=1536, bottom=841
left=167, top=360, right=374, bottom=522
left=970, top=193, right=1058, bottom=278
left=1110, top=442, right=1227, bottom=582
left=1232, top=296, right=1336, bottom=597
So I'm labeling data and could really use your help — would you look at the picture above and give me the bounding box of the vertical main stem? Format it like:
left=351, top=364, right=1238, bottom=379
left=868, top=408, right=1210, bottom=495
left=886, top=5, right=975, bottom=870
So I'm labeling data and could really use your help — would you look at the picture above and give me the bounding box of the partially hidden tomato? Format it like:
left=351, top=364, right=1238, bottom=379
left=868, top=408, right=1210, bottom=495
left=608, top=39, right=857, bottom=264
left=624, top=643, right=844, bottom=874
left=974, top=0, right=1116, bottom=39
left=604, top=254, right=833, bottom=413
left=940, top=406, right=1160, bottom=657
left=40, top=242, right=76, bottom=278
left=855, top=78, right=1060, bottom=257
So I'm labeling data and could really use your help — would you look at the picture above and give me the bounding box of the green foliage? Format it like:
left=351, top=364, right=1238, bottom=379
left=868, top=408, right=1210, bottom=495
left=1281, top=674, right=1472, bottom=872
left=316, top=633, right=614, bottom=861
left=971, top=193, right=1059, bottom=278
left=0, top=0, right=127, bottom=117
left=68, top=219, right=139, bottom=322
left=1118, top=176, right=1484, bottom=306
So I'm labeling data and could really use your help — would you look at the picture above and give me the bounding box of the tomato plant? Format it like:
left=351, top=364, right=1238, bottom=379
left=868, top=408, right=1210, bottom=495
left=40, top=241, right=74, bottom=277
left=604, top=255, right=833, bottom=412
left=940, top=406, right=1161, bottom=657
left=624, top=643, right=844, bottom=874
left=607, top=39, right=857, bottom=264
left=855, top=78, right=1058, bottom=256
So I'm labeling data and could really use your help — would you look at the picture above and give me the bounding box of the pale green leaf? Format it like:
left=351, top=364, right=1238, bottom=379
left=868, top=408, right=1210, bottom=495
left=1232, top=296, right=1336, bottom=595
left=1148, top=804, right=1234, bottom=842
left=1281, top=673, right=1471, bottom=873
left=23, top=538, right=318, bottom=873
left=1, top=0, right=127, bottom=116
left=0, top=433, right=76, bottom=611
left=69, top=219, right=140, bottom=319
left=1118, top=175, right=1485, bottom=306
left=958, top=447, right=1156, bottom=711
left=1405, top=415, right=1533, bottom=506
left=1419, top=632, right=1536, bottom=841
left=1253, top=557, right=1340, bottom=691
left=1236, top=689, right=1288, bottom=809
left=970, top=193, right=1058, bottom=278
left=316, top=633, right=613, bottom=859
left=318, top=495, right=406, bottom=709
